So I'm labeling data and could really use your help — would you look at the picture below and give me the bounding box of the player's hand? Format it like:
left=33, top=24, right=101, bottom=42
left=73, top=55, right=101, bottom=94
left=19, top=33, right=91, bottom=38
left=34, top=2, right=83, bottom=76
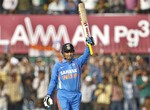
left=86, top=37, right=94, bottom=45
left=43, top=95, right=53, bottom=108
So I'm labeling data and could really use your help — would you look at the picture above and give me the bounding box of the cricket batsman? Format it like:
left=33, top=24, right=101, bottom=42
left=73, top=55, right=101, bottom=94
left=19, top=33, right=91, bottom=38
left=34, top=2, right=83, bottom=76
left=43, top=37, right=94, bottom=110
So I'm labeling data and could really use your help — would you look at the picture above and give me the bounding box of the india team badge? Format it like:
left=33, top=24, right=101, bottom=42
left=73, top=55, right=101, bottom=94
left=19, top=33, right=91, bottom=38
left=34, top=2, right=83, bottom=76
left=66, top=44, right=71, bottom=51
left=72, top=63, right=75, bottom=67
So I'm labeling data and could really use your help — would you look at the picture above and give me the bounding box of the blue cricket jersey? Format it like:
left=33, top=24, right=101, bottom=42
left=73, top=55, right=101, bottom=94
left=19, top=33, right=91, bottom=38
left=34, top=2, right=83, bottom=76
left=47, top=46, right=90, bottom=95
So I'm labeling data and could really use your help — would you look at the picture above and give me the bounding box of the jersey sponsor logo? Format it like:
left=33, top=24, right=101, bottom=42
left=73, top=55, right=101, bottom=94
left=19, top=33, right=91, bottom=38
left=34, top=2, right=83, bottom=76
left=72, top=63, right=76, bottom=67
left=62, top=73, right=78, bottom=80
left=60, top=69, right=78, bottom=80
left=60, top=66, right=64, bottom=69
left=60, top=69, right=77, bottom=75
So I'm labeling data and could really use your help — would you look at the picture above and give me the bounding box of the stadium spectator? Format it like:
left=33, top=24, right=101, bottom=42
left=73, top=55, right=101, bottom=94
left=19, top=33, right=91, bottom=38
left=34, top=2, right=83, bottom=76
left=110, top=54, right=121, bottom=84
left=101, top=57, right=113, bottom=77
left=138, top=0, right=150, bottom=13
left=124, top=0, right=139, bottom=13
left=133, top=55, right=148, bottom=72
left=136, top=68, right=150, bottom=106
left=47, top=0, right=65, bottom=15
left=65, top=0, right=78, bottom=14
left=73, top=0, right=79, bottom=4
left=2, top=0, right=18, bottom=14
left=33, top=57, right=46, bottom=77
left=81, top=0, right=98, bottom=14
left=43, top=0, right=53, bottom=13
left=141, top=96, right=150, bottom=110
left=0, top=79, right=7, bottom=110
left=118, top=56, right=133, bottom=76
left=16, top=0, right=32, bottom=14
left=32, top=0, right=47, bottom=14
left=0, top=0, right=4, bottom=13
left=19, top=57, right=35, bottom=89
left=110, top=76, right=123, bottom=110
left=19, top=57, right=34, bottom=76
left=22, top=76, right=36, bottom=110
left=3, top=57, right=19, bottom=75
left=107, top=0, right=125, bottom=13
left=0, top=56, right=7, bottom=82
left=88, top=56, right=102, bottom=84
left=122, top=72, right=137, bottom=110
left=94, top=0, right=108, bottom=13
left=95, top=76, right=112, bottom=110
left=5, top=70, right=23, bottom=110
left=32, top=70, right=49, bottom=109
left=80, top=75, right=96, bottom=110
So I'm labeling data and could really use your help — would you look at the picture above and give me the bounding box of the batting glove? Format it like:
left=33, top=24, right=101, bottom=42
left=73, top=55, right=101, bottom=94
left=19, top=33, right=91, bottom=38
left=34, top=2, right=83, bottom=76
left=86, top=37, right=94, bottom=45
left=43, top=95, right=53, bottom=108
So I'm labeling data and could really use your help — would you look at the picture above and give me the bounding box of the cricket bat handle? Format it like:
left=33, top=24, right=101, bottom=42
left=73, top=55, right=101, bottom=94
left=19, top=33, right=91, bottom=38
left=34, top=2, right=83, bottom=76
left=87, top=43, right=93, bottom=55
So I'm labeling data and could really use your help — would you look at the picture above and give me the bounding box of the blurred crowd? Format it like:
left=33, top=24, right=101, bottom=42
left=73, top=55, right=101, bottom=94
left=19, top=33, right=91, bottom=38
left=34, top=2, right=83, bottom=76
left=0, top=53, right=150, bottom=110
left=0, top=0, right=150, bottom=15
left=80, top=54, right=150, bottom=110
left=0, top=0, right=150, bottom=110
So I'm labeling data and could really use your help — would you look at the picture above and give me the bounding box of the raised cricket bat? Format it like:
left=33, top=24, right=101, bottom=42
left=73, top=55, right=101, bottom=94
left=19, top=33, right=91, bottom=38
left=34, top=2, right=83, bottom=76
left=78, top=2, right=93, bottom=55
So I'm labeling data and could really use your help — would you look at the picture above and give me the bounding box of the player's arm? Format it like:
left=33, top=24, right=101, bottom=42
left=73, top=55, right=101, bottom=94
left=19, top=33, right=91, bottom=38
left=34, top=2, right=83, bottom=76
left=44, top=63, right=59, bottom=108
left=47, top=63, right=59, bottom=95
left=77, top=37, right=94, bottom=66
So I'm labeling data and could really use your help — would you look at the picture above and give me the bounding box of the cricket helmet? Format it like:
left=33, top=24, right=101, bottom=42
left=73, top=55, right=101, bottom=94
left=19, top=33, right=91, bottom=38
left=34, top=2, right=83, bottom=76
left=61, top=43, right=75, bottom=54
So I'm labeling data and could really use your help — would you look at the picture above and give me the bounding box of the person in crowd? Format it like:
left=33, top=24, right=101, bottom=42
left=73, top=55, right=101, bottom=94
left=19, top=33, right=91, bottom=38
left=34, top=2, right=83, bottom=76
left=31, top=0, right=47, bottom=14
left=0, top=0, right=4, bottom=13
left=109, top=54, right=123, bottom=85
left=0, top=79, right=7, bottom=110
left=5, top=69, right=23, bottom=110
left=137, top=0, right=150, bottom=14
left=32, top=70, right=49, bottom=109
left=110, top=76, right=123, bottom=110
left=136, top=68, right=150, bottom=106
left=33, top=57, right=46, bottom=77
left=88, top=56, right=102, bottom=84
left=122, top=72, right=137, bottom=110
left=22, top=76, right=36, bottom=110
left=47, top=0, right=65, bottom=15
left=101, top=57, right=113, bottom=78
left=141, top=96, right=150, bottom=110
left=81, top=0, right=98, bottom=14
left=0, top=56, right=7, bottom=82
left=94, top=0, right=109, bottom=13
left=2, top=0, right=18, bottom=14
left=16, top=0, right=32, bottom=14
left=133, top=55, right=148, bottom=71
left=124, top=0, right=139, bottom=13
left=43, top=36, right=94, bottom=110
left=19, top=57, right=35, bottom=81
left=80, top=75, right=96, bottom=110
left=3, top=57, right=19, bottom=76
left=107, top=0, right=125, bottom=13
left=133, top=64, right=146, bottom=110
left=65, top=0, right=78, bottom=14
left=95, top=76, right=112, bottom=110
